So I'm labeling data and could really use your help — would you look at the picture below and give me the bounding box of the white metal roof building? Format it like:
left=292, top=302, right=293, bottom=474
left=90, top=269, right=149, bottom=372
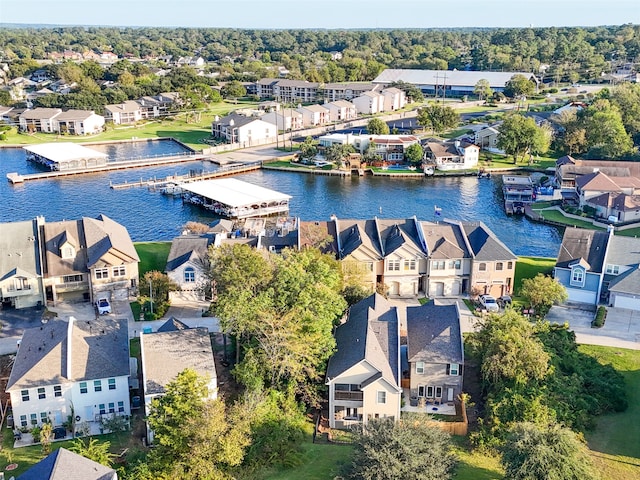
left=181, top=178, right=291, bottom=219
left=372, top=69, right=538, bottom=96
left=23, top=143, right=108, bottom=171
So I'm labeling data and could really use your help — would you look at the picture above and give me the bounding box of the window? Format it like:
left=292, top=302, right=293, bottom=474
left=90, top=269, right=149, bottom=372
left=79, top=382, right=87, bottom=394
left=118, top=401, right=125, bottom=413
left=418, top=385, right=425, bottom=397
left=571, top=269, right=584, bottom=285
left=377, top=391, right=387, bottom=404
left=496, top=262, right=503, bottom=271
left=448, top=363, right=459, bottom=376
left=63, top=274, right=83, bottom=283
left=507, top=261, right=513, bottom=270
left=99, top=404, right=106, bottom=415
left=37, top=387, right=46, bottom=399
left=426, top=386, right=434, bottom=398
left=404, top=259, right=416, bottom=271
left=108, top=402, right=115, bottom=414
left=94, top=380, right=102, bottom=392
left=449, top=260, right=461, bottom=270
left=478, top=263, right=487, bottom=271
left=606, top=265, right=620, bottom=275
left=435, top=386, right=443, bottom=398
left=20, top=415, right=27, bottom=427
left=387, top=260, right=400, bottom=271
left=416, top=362, right=425, bottom=374
left=112, top=265, right=126, bottom=277
left=108, top=378, right=116, bottom=390
left=21, top=389, right=29, bottom=402
left=95, top=268, right=109, bottom=280
left=40, top=412, right=48, bottom=423
left=30, top=413, right=37, bottom=425
left=184, top=267, right=196, bottom=283
left=432, top=260, right=445, bottom=270
left=62, top=246, right=74, bottom=259
left=54, top=386, right=62, bottom=397
left=13, top=278, right=29, bottom=290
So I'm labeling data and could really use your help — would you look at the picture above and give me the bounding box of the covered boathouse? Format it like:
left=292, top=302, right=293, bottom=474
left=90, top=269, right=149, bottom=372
left=23, top=143, right=108, bottom=171
left=181, top=178, right=292, bottom=219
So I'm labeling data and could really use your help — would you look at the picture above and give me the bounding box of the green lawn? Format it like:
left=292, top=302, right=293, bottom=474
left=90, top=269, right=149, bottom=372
left=453, top=438, right=503, bottom=480
left=134, top=241, right=171, bottom=276
left=535, top=209, right=605, bottom=229
left=580, top=346, right=640, bottom=480
left=617, top=227, right=640, bottom=237
left=513, top=256, right=556, bottom=294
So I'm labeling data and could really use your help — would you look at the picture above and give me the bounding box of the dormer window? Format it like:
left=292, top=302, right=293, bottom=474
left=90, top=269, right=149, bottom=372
left=571, top=267, right=585, bottom=286
left=61, top=245, right=75, bottom=259
left=605, top=265, right=620, bottom=275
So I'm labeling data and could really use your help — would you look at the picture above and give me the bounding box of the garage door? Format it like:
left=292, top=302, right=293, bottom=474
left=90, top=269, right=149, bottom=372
left=567, top=288, right=597, bottom=305
left=612, top=294, right=640, bottom=311
left=431, top=282, right=444, bottom=297
left=451, top=281, right=461, bottom=295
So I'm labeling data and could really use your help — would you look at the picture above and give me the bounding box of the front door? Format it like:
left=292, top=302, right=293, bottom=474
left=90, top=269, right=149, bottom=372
left=84, top=405, right=93, bottom=422
left=447, top=387, right=454, bottom=402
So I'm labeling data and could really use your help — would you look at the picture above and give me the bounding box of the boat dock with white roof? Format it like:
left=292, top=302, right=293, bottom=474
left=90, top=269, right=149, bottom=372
left=181, top=178, right=292, bottom=218
left=24, top=143, right=109, bottom=171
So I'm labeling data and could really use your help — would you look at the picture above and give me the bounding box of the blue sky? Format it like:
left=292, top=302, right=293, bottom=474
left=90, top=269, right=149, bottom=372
left=0, top=0, right=637, bottom=29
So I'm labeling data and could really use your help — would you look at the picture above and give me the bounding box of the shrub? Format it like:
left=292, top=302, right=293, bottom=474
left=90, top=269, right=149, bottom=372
left=592, top=306, right=607, bottom=328
left=30, top=425, right=42, bottom=443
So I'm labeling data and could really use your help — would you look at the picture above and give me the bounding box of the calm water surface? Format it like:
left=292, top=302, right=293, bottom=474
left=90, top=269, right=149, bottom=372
left=0, top=142, right=563, bottom=257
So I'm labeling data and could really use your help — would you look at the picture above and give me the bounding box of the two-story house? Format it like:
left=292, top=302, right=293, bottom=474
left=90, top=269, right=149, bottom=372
left=104, top=101, right=142, bottom=125
left=602, top=235, right=640, bottom=310
left=7, top=317, right=130, bottom=434
left=211, top=112, right=275, bottom=145
left=405, top=301, right=464, bottom=412
left=165, top=234, right=212, bottom=298
left=18, top=108, right=62, bottom=133
left=352, top=91, right=385, bottom=115
left=296, top=104, right=329, bottom=127
left=324, top=100, right=357, bottom=123
left=272, top=79, right=320, bottom=103
left=260, top=108, right=303, bottom=131
left=320, top=82, right=375, bottom=102
left=325, top=293, right=401, bottom=429
left=54, top=109, right=105, bottom=135
left=424, top=141, right=480, bottom=171
left=381, top=87, right=407, bottom=111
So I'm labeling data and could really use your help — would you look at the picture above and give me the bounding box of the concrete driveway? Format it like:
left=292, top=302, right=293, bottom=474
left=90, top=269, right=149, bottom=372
left=546, top=304, right=640, bottom=350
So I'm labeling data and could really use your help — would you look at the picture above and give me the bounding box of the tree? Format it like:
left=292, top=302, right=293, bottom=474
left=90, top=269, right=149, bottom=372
left=40, top=422, right=52, bottom=454
left=349, top=418, right=456, bottom=480
left=417, top=103, right=459, bottom=134
left=474, top=78, right=493, bottom=101
left=519, top=274, right=568, bottom=318
left=324, top=143, right=356, bottom=164
left=582, top=99, right=634, bottom=158
left=404, top=142, right=424, bottom=165
left=390, top=81, right=424, bottom=103
left=69, top=438, right=115, bottom=467
left=367, top=117, right=390, bottom=135
left=497, top=113, right=552, bottom=163
left=504, top=74, right=535, bottom=98
left=501, top=422, right=597, bottom=480
left=221, top=80, right=247, bottom=100
left=139, top=270, right=179, bottom=318
left=298, top=136, right=318, bottom=162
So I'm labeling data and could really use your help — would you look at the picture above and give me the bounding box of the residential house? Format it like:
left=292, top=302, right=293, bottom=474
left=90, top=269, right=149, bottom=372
left=554, top=156, right=640, bottom=190
left=0, top=218, right=45, bottom=309
left=381, top=87, right=407, bottom=111
left=575, top=171, right=640, bottom=208
left=601, top=234, right=640, bottom=310
left=7, top=317, right=130, bottom=434
left=0, top=105, right=14, bottom=123
left=587, top=192, right=640, bottom=223
left=17, top=447, right=118, bottom=480
left=54, top=109, right=105, bottom=135
left=474, top=124, right=501, bottom=150
left=261, top=108, right=304, bottom=131
left=325, top=293, right=401, bottom=429
left=296, top=104, right=329, bottom=127
left=103, top=101, right=142, bottom=125
left=211, top=112, right=275, bottom=145
left=140, top=319, right=217, bottom=442
left=41, top=214, right=140, bottom=305
left=320, top=82, right=375, bottom=102
left=405, top=301, right=463, bottom=410
left=324, top=100, right=357, bottom=122
left=554, top=227, right=610, bottom=305
left=352, top=91, right=385, bottom=115
left=354, top=135, right=421, bottom=164
left=137, top=92, right=180, bottom=118
left=462, top=221, right=517, bottom=297
left=424, top=141, right=480, bottom=171
left=165, top=234, right=212, bottom=297
left=419, top=221, right=472, bottom=297
left=333, top=218, right=383, bottom=291
left=18, top=108, right=62, bottom=133
left=272, top=79, right=320, bottom=103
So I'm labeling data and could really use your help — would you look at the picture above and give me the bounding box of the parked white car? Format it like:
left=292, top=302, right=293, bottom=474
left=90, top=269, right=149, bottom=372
left=96, top=298, right=111, bottom=315
left=478, top=294, right=499, bottom=312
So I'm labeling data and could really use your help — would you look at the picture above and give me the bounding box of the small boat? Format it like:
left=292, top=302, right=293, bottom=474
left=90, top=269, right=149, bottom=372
left=423, top=166, right=435, bottom=176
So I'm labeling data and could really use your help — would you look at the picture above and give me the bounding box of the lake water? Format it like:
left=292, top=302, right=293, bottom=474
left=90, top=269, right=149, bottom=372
left=0, top=141, right=563, bottom=257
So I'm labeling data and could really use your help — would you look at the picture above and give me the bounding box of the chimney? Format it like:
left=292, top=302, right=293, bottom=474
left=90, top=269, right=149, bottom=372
left=66, top=316, right=75, bottom=379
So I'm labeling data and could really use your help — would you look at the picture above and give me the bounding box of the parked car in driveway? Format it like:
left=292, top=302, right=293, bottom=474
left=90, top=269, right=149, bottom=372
left=95, top=298, right=111, bottom=315
left=498, top=295, right=512, bottom=308
left=478, top=294, right=499, bottom=312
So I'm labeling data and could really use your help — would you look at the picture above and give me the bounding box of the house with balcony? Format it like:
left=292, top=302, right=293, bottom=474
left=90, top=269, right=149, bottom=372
left=53, top=109, right=105, bottom=135
left=211, top=112, right=275, bottom=145
left=420, top=221, right=472, bottom=297
left=352, top=91, right=385, bottom=115
left=140, top=319, right=217, bottom=442
left=18, top=108, right=62, bottom=133
left=272, top=79, right=320, bottom=103
left=474, top=124, right=501, bottom=151
left=554, top=227, right=610, bottom=305
left=325, top=293, right=401, bottom=429
left=260, top=108, right=303, bottom=131
left=7, top=317, right=130, bottom=436
left=41, top=214, right=139, bottom=305
left=165, top=234, right=213, bottom=298
left=354, top=135, right=421, bottom=164
left=424, top=141, right=480, bottom=171
left=324, top=100, right=357, bottom=123
left=104, top=101, right=142, bottom=125
left=0, top=218, right=45, bottom=309
left=296, top=104, right=330, bottom=127
left=136, top=92, right=180, bottom=119
left=462, top=221, right=517, bottom=297
left=404, top=300, right=463, bottom=415
left=255, top=78, right=280, bottom=98
left=320, top=82, right=375, bottom=102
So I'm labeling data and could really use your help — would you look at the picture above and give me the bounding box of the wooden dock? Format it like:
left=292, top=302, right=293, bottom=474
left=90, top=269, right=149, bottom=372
left=109, top=161, right=262, bottom=190
left=6, top=153, right=205, bottom=184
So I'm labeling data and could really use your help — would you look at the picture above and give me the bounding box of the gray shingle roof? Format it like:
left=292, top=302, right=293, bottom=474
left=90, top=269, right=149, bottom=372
left=141, top=327, right=216, bottom=396
left=406, top=301, right=463, bottom=364
left=17, top=447, right=116, bottom=480
left=157, top=317, right=190, bottom=332
left=83, top=214, right=139, bottom=268
left=7, top=317, right=129, bottom=391
left=43, top=220, right=88, bottom=276
left=376, top=218, right=424, bottom=257
left=608, top=267, right=640, bottom=295
left=606, top=235, right=640, bottom=267
left=421, top=222, right=470, bottom=259
left=337, top=219, right=382, bottom=259
left=556, top=228, right=610, bottom=273
left=462, top=221, right=517, bottom=261
left=165, top=235, right=211, bottom=272
left=326, top=293, right=399, bottom=387
left=0, top=219, right=41, bottom=279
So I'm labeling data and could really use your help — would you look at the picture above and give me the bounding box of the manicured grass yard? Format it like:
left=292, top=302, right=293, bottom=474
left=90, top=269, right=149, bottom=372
left=452, top=438, right=503, bottom=480
left=134, top=241, right=171, bottom=276
left=533, top=209, right=606, bottom=230
left=581, top=346, right=640, bottom=480
left=513, top=256, right=556, bottom=294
